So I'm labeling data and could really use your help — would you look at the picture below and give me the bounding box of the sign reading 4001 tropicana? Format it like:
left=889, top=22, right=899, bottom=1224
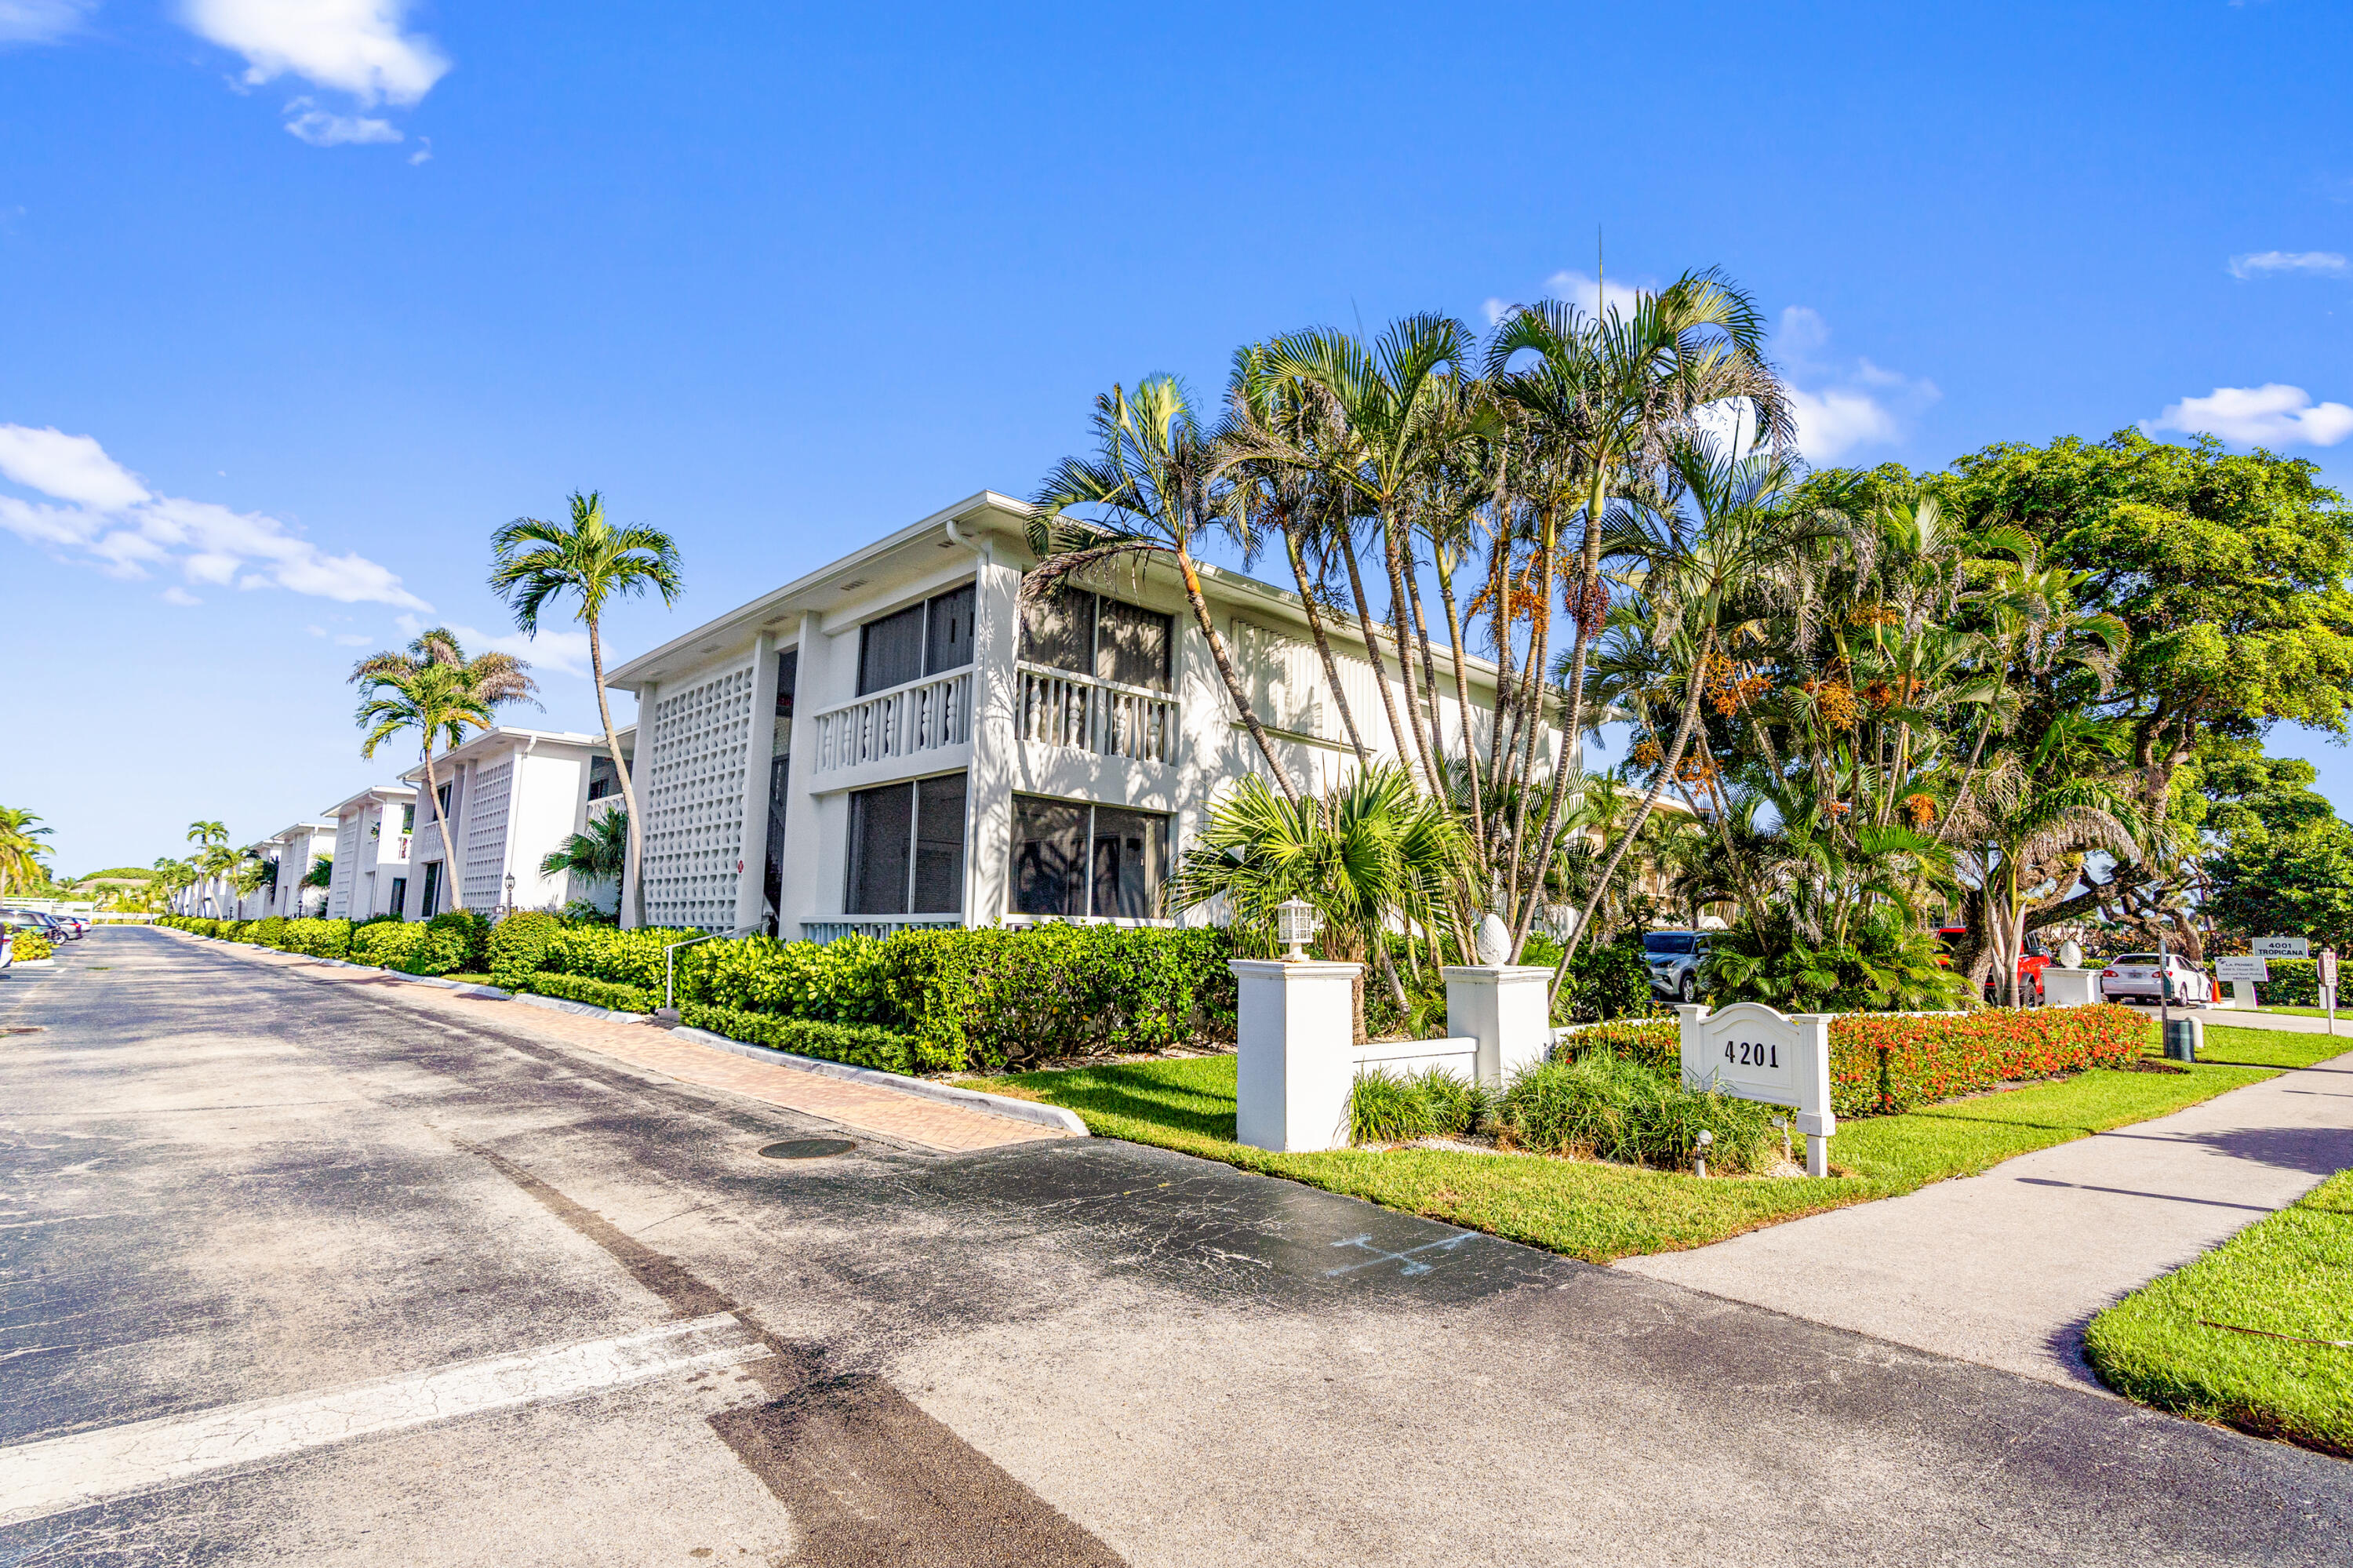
left=1675, top=1002, right=1837, bottom=1177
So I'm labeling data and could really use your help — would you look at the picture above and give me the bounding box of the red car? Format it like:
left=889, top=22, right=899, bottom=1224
left=1936, top=927, right=2052, bottom=1004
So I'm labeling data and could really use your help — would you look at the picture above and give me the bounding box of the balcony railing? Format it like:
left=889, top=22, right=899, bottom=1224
left=1017, top=663, right=1177, bottom=765
left=811, top=669, right=972, bottom=773
left=801, top=914, right=962, bottom=944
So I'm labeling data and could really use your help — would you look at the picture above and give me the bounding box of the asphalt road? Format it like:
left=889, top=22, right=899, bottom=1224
left=3, top=927, right=2348, bottom=1566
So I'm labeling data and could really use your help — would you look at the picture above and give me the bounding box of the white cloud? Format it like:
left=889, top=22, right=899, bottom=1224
left=283, top=96, right=400, bottom=146
left=407, top=135, right=431, bottom=166
left=159, top=586, right=202, bottom=606
left=1789, top=387, right=1902, bottom=464
left=0, top=424, right=151, bottom=508
left=0, top=0, right=93, bottom=44
left=2148, top=384, right=2353, bottom=448
left=181, top=0, right=448, bottom=106
left=1770, top=306, right=1938, bottom=465
left=333, top=631, right=372, bottom=646
left=1545, top=270, right=1648, bottom=320
left=0, top=424, right=431, bottom=608
left=395, top=613, right=595, bottom=678
left=2228, top=251, right=2348, bottom=280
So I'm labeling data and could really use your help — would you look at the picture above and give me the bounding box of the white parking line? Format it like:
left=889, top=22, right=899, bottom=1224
left=0, top=1312, right=772, bottom=1525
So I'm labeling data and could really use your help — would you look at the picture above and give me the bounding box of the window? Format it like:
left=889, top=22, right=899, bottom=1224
left=389, top=876, right=407, bottom=918
left=857, top=585, right=976, bottom=697
left=1010, top=795, right=1169, bottom=919
left=418, top=861, right=442, bottom=919
left=587, top=755, right=619, bottom=801
left=845, top=772, right=966, bottom=915
left=1021, top=584, right=1172, bottom=691
left=435, top=783, right=452, bottom=823
left=1642, top=932, right=1697, bottom=956
left=400, top=802, right=415, bottom=832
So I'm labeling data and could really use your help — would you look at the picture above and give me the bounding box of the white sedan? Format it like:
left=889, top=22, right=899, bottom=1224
left=2099, top=952, right=2214, bottom=1006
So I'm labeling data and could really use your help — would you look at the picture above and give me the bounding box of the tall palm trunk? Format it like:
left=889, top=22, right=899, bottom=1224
left=1500, top=515, right=1558, bottom=937
left=1176, top=549, right=1300, bottom=804
left=1551, top=624, right=1717, bottom=988
left=1436, top=548, right=1486, bottom=845
left=1380, top=504, right=1442, bottom=792
left=586, top=615, right=649, bottom=929
left=1516, top=469, right=1611, bottom=951
left=422, top=740, right=463, bottom=912
left=1340, top=527, right=1413, bottom=781
left=1279, top=521, right=1370, bottom=768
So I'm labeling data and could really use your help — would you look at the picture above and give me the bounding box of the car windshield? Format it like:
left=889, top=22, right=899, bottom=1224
left=2116, top=955, right=2158, bottom=966
left=1642, top=933, right=1696, bottom=956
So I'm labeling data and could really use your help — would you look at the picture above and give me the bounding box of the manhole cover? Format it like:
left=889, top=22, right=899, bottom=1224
left=2, top=1027, right=43, bottom=1036
left=758, top=1138, right=856, bottom=1160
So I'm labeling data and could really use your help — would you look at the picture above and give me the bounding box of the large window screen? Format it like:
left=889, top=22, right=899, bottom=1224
left=1010, top=794, right=1169, bottom=919
left=1020, top=584, right=1172, bottom=692
left=846, top=772, right=967, bottom=915
left=857, top=584, right=976, bottom=697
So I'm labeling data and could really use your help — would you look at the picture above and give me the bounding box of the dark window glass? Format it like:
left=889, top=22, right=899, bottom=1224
left=389, top=876, right=406, bottom=917
left=587, top=755, right=618, bottom=801
left=846, top=783, right=915, bottom=914
left=762, top=754, right=791, bottom=934
left=435, top=783, right=451, bottom=822
left=399, top=803, right=415, bottom=832
left=776, top=647, right=798, bottom=718
left=419, top=861, right=442, bottom=919
left=1091, top=806, right=1169, bottom=919
left=1096, top=599, right=1173, bottom=691
left=925, top=585, right=975, bottom=676
left=857, top=603, right=926, bottom=696
left=912, top=773, right=968, bottom=913
left=1020, top=583, right=1096, bottom=675
left=1010, top=796, right=1089, bottom=915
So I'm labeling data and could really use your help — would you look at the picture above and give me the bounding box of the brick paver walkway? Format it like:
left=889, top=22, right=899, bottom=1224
left=178, top=938, right=1066, bottom=1154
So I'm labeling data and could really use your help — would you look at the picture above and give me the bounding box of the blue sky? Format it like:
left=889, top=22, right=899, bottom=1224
left=4, top=0, right=2351, bottom=873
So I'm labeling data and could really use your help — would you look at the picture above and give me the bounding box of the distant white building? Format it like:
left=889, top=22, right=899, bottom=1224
left=400, top=727, right=627, bottom=919
left=322, top=785, right=418, bottom=921
left=235, top=823, right=336, bottom=919
left=605, top=491, right=1566, bottom=940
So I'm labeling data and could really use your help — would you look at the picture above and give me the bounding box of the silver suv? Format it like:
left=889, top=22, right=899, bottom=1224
left=1643, top=930, right=1711, bottom=1002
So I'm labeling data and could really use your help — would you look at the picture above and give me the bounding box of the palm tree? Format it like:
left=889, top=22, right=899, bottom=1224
left=184, top=820, right=229, bottom=915
left=539, top=807, right=629, bottom=891
left=1030, top=377, right=1303, bottom=802
left=0, top=806, right=53, bottom=904
left=234, top=854, right=279, bottom=908
left=350, top=629, right=540, bottom=915
left=489, top=492, right=681, bottom=927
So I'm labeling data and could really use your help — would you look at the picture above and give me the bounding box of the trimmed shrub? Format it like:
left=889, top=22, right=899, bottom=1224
left=1555, top=1006, right=2148, bottom=1119
left=1503, top=1048, right=1779, bottom=1172
left=544, top=925, right=705, bottom=992
left=252, top=915, right=290, bottom=949
left=519, top=972, right=659, bottom=1013
left=12, top=930, right=53, bottom=962
left=280, top=919, right=353, bottom=959
left=2254, top=958, right=2318, bottom=1007
left=488, top=911, right=564, bottom=989
left=1347, top=1066, right=1490, bottom=1145
left=351, top=919, right=467, bottom=976
left=678, top=1001, right=936, bottom=1075
left=1523, top=933, right=1658, bottom=1024
left=427, top=910, right=490, bottom=972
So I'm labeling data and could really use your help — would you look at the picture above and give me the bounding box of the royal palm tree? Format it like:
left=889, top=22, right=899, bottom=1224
left=0, top=806, right=53, bottom=904
left=184, top=820, right=231, bottom=915
left=489, top=492, right=681, bottom=927
left=350, top=629, right=539, bottom=915
left=1031, top=377, right=1302, bottom=802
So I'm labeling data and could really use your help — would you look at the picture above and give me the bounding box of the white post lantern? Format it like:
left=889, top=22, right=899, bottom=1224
left=1275, top=898, right=1322, bottom=961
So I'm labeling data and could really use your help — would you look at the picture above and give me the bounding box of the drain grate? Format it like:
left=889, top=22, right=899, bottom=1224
left=2, top=1027, right=44, bottom=1036
left=758, top=1138, right=856, bottom=1160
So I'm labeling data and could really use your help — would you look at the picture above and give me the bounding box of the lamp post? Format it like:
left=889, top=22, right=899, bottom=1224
left=1275, top=898, right=1322, bottom=962
left=502, top=873, right=515, bottom=918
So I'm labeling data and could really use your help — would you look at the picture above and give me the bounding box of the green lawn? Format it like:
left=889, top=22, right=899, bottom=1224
left=2197, top=1022, right=2353, bottom=1071
left=2086, top=1168, right=2353, bottom=1458
left=975, top=1026, right=2301, bottom=1263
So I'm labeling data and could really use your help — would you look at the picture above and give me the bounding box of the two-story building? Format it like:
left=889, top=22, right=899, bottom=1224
left=401, top=727, right=626, bottom=918
left=605, top=492, right=1567, bottom=939
left=322, top=785, right=418, bottom=921
left=235, top=822, right=336, bottom=919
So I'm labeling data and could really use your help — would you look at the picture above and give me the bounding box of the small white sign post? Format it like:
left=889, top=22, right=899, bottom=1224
left=1674, top=1002, right=1836, bottom=1178
left=2214, top=955, right=2268, bottom=1011
left=2253, top=937, right=2310, bottom=959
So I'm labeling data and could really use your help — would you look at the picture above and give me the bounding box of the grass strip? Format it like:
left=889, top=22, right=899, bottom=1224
left=2085, top=1168, right=2353, bottom=1458
left=976, top=1028, right=2290, bottom=1263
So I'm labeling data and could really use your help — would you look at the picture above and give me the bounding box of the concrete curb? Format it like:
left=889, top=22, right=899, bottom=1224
left=669, top=1025, right=1089, bottom=1137
left=511, top=991, right=652, bottom=1024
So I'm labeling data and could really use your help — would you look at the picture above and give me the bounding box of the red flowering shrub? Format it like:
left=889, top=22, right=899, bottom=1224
left=1558, top=1006, right=2148, bottom=1119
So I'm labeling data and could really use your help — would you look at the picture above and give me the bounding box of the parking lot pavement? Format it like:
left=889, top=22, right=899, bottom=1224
left=4, top=928, right=2349, bottom=1567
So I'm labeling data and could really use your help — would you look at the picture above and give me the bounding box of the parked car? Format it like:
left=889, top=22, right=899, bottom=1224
left=1, top=928, right=13, bottom=970
left=1642, top=930, right=1711, bottom=1002
left=0, top=909, right=68, bottom=943
left=2100, top=952, right=2213, bottom=1006
left=1935, top=926, right=2053, bottom=1004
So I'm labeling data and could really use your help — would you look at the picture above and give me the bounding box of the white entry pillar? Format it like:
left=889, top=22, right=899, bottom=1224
left=2041, top=967, right=2101, bottom=1008
left=1442, top=965, right=1555, bottom=1087
left=1231, top=959, right=1362, bottom=1153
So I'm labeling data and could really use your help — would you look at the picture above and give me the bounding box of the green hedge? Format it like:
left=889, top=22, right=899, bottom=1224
left=1555, top=1004, right=2149, bottom=1118
left=2254, top=958, right=2319, bottom=1007
left=488, top=911, right=564, bottom=990
left=517, top=972, right=659, bottom=1013
left=252, top=915, right=289, bottom=948
left=280, top=918, right=354, bottom=959
left=351, top=919, right=467, bottom=976
left=482, top=921, right=1238, bottom=1071
left=678, top=1001, right=936, bottom=1075
left=427, top=910, right=490, bottom=972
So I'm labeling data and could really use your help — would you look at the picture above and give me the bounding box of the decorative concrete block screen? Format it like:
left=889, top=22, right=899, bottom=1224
left=644, top=664, right=755, bottom=930
left=329, top=813, right=364, bottom=918
left=458, top=759, right=513, bottom=910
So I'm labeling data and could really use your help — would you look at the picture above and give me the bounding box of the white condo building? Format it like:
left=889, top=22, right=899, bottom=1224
left=605, top=492, right=1566, bottom=940
left=401, top=727, right=628, bottom=919
left=322, top=785, right=418, bottom=921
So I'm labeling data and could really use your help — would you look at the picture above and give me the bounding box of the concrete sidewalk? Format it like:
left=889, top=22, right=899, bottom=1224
left=1618, top=1050, right=2353, bottom=1387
